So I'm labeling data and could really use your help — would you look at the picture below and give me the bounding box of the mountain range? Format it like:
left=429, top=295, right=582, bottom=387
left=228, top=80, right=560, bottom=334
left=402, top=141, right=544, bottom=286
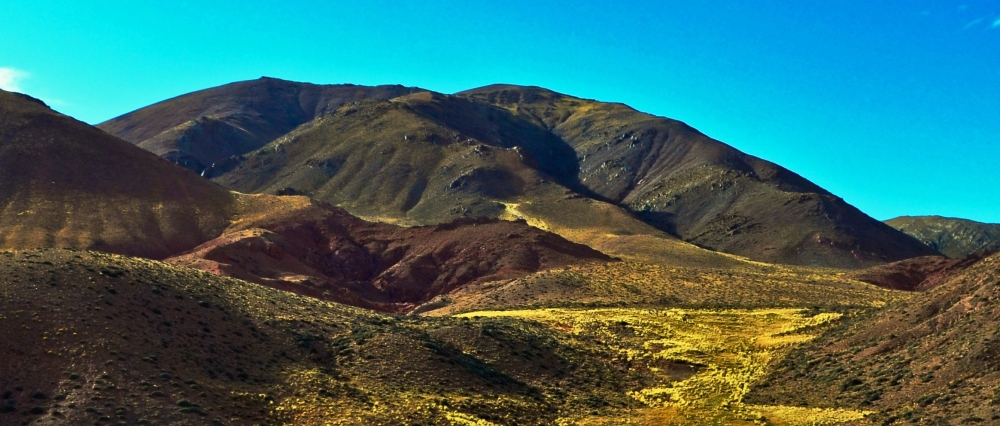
left=99, top=77, right=936, bottom=269
left=0, top=76, right=993, bottom=425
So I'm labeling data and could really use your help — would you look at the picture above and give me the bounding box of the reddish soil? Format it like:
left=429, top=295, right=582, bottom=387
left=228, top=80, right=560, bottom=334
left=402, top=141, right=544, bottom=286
left=169, top=198, right=614, bottom=312
left=844, top=251, right=993, bottom=291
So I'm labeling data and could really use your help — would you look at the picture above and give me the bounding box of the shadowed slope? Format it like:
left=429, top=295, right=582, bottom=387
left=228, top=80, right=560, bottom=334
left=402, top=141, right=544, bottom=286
left=0, top=89, right=234, bottom=259
left=0, top=249, right=642, bottom=425
left=459, top=85, right=937, bottom=268
left=98, top=77, right=421, bottom=174
left=167, top=195, right=614, bottom=313
left=886, top=215, right=1000, bottom=259
left=748, top=252, right=1000, bottom=424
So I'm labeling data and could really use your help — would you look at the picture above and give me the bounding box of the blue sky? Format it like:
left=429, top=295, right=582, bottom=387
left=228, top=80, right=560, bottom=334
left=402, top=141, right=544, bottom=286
left=2, top=0, right=998, bottom=223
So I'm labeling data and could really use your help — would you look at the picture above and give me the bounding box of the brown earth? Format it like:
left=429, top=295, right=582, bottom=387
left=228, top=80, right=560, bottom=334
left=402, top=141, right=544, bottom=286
left=108, top=78, right=936, bottom=268
left=0, top=89, right=234, bottom=259
left=844, top=251, right=993, bottom=291
left=747, top=252, right=1000, bottom=424
left=98, top=77, right=421, bottom=174
left=167, top=195, right=614, bottom=313
left=459, top=85, right=937, bottom=268
left=0, top=249, right=643, bottom=425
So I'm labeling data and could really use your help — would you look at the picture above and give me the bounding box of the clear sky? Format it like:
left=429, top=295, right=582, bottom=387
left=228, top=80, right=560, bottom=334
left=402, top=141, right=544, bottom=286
left=1, top=0, right=997, bottom=223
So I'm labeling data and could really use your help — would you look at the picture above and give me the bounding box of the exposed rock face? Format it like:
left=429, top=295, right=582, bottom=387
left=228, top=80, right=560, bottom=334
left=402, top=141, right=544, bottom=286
left=886, top=215, right=1000, bottom=258
left=167, top=196, right=614, bottom=312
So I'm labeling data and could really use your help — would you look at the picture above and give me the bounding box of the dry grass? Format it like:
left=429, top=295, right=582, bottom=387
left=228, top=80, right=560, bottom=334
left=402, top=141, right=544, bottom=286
left=459, top=307, right=872, bottom=425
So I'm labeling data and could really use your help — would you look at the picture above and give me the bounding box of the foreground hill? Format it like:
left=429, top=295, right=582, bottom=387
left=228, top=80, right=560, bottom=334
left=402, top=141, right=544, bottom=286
left=748, top=252, right=1000, bottom=424
left=886, top=215, right=1000, bottom=258
left=98, top=77, right=420, bottom=174
left=107, top=78, right=935, bottom=268
left=167, top=195, right=613, bottom=313
left=0, top=89, right=234, bottom=259
left=0, top=249, right=641, bottom=425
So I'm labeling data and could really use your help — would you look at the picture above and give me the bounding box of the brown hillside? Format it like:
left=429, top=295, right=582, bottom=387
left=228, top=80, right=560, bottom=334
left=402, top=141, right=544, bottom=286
left=0, top=89, right=234, bottom=259
left=886, top=215, right=1000, bottom=258
left=747, top=252, right=1000, bottom=424
left=844, top=251, right=992, bottom=291
left=98, top=77, right=420, bottom=173
left=167, top=195, right=613, bottom=313
left=0, top=249, right=647, bottom=425
left=459, top=85, right=937, bottom=268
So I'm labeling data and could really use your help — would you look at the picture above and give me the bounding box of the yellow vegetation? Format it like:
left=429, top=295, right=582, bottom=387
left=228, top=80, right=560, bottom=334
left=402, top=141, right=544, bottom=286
left=458, top=308, right=872, bottom=425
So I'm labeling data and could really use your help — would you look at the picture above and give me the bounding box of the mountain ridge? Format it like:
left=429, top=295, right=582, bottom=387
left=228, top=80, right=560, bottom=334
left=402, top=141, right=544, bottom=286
left=115, top=78, right=939, bottom=268
left=886, top=215, right=1000, bottom=258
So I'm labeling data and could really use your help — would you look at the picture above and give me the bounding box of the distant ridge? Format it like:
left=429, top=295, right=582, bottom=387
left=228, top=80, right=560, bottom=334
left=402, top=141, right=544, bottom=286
left=886, top=215, right=1000, bottom=258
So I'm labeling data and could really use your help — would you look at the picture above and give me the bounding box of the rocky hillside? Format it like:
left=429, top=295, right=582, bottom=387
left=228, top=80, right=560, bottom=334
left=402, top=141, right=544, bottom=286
left=209, top=84, right=933, bottom=268
left=886, top=215, right=1000, bottom=258
left=748, top=252, right=1000, bottom=424
left=98, top=77, right=421, bottom=174
left=0, top=249, right=640, bottom=425
left=460, top=85, right=936, bottom=268
left=0, top=89, right=234, bottom=258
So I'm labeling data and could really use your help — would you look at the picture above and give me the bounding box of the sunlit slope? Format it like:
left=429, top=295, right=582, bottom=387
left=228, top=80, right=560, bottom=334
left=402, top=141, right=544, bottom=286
left=460, top=85, right=936, bottom=268
left=886, top=215, right=1000, bottom=258
left=98, top=77, right=421, bottom=174
left=457, top=307, right=872, bottom=425
left=0, top=249, right=673, bottom=425
left=748, top=252, right=1000, bottom=424
left=0, top=90, right=234, bottom=258
left=415, top=259, right=907, bottom=316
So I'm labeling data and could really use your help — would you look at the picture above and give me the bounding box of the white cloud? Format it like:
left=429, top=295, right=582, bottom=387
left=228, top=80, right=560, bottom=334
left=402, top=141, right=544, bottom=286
left=0, top=67, right=28, bottom=92
left=965, top=18, right=984, bottom=29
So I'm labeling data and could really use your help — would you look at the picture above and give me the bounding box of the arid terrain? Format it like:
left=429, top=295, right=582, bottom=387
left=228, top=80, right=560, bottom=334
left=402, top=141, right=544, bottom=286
left=0, top=80, right=993, bottom=425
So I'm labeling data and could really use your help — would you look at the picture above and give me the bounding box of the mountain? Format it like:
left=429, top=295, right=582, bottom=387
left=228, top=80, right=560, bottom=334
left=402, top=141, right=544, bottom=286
left=0, top=89, right=618, bottom=313
left=181, top=80, right=930, bottom=268
left=0, top=89, right=234, bottom=259
left=458, top=85, right=937, bottom=268
left=167, top=194, right=613, bottom=313
left=98, top=77, right=421, bottom=174
left=0, top=249, right=641, bottom=425
left=886, top=215, right=1000, bottom=258
left=747, top=252, right=1000, bottom=424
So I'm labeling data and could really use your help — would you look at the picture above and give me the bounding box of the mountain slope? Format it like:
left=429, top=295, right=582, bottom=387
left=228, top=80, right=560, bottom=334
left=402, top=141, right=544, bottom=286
left=886, top=215, right=1000, bottom=258
left=0, top=249, right=644, bottom=425
left=0, top=89, right=234, bottom=258
left=111, top=79, right=936, bottom=268
left=459, top=85, right=937, bottom=268
left=98, top=77, right=421, bottom=174
left=747, top=252, right=1000, bottom=424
